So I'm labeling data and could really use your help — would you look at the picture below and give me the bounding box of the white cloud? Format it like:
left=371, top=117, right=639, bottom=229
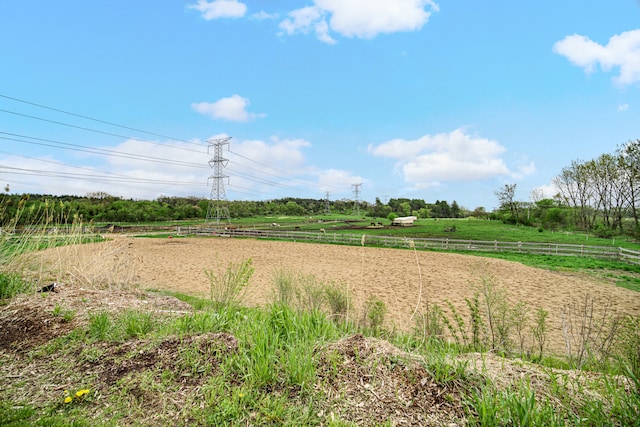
left=367, top=129, right=528, bottom=188
left=250, top=11, right=278, bottom=21
left=188, top=0, right=247, bottom=20
left=192, top=95, right=265, bottom=122
left=234, top=137, right=310, bottom=171
left=316, top=169, right=367, bottom=193
left=279, top=0, right=438, bottom=43
left=0, top=139, right=211, bottom=200
left=553, top=29, right=640, bottom=86
left=618, top=103, right=630, bottom=112
left=531, top=184, right=559, bottom=201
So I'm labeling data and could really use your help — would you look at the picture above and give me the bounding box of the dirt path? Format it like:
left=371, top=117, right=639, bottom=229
left=47, top=236, right=640, bottom=356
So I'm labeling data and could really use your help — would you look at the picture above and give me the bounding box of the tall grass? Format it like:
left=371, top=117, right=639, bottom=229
left=205, top=257, right=254, bottom=307
left=1, top=193, right=108, bottom=295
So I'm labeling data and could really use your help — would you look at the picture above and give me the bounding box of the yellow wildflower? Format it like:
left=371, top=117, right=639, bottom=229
left=64, top=396, right=73, bottom=404
left=75, top=389, right=90, bottom=398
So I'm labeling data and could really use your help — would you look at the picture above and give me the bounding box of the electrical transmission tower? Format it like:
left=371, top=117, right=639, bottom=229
left=206, top=136, right=232, bottom=226
left=324, top=191, right=331, bottom=215
left=352, top=183, right=362, bottom=216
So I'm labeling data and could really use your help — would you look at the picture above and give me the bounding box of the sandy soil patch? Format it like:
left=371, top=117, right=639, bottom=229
left=42, top=236, right=640, bottom=355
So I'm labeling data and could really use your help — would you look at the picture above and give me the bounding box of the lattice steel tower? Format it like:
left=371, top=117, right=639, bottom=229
left=324, top=191, right=331, bottom=215
left=206, top=136, right=232, bottom=226
left=352, top=183, right=362, bottom=216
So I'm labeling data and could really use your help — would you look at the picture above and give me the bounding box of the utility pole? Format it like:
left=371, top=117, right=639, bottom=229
left=324, top=191, right=331, bottom=215
left=206, top=136, right=231, bottom=226
left=352, top=183, right=362, bottom=216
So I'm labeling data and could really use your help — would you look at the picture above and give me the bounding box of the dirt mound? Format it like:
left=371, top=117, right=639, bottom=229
left=314, top=334, right=469, bottom=425
left=0, top=284, right=193, bottom=353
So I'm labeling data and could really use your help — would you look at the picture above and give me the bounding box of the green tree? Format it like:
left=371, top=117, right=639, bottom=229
left=495, top=184, right=519, bottom=224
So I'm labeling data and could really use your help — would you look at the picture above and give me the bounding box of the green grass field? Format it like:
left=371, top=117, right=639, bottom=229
left=126, top=215, right=640, bottom=249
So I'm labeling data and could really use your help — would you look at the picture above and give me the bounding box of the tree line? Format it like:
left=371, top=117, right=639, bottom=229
left=494, top=139, right=640, bottom=238
left=2, top=140, right=638, bottom=238
left=0, top=191, right=474, bottom=227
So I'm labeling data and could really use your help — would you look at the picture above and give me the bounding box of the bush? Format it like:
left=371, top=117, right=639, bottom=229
left=364, top=295, right=387, bottom=331
left=205, top=258, right=254, bottom=307
left=324, top=281, right=351, bottom=324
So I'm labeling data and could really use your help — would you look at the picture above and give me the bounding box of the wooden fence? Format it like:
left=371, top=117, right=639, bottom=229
left=177, top=226, right=640, bottom=265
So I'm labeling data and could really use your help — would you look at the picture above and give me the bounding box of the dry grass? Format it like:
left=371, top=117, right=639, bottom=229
left=28, top=236, right=141, bottom=290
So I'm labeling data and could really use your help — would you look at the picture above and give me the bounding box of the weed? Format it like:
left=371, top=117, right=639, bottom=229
left=531, top=307, right=548, bottom=361
left=364, top=295, right=387, bottom=332
left=324, top=280, right=351, bottom=325
left=205, top=257, right=254, bottom=307
left=442, top=300, right=468, bottom=347
left=121, top=309, right=155, bottom=338
left=411, top=304, right=445, bottom=349
left=52, top=304, right=76, bottom=322
left=613, top=315, right=640, bottom=377
left=561, top=294, right=622, bottom=369
left=295, top=272, right=326, bottom=313
left=511, top=301, right=530, bottom=357
left=0, top=272, right=32, bottom=300
left=88, top=311, right=113, bottom=341
left=465, top=292, right=486, bottom=352
left=272, top=269, right=296, bottom=307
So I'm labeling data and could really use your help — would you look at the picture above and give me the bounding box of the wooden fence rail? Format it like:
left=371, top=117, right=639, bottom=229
left=177, top=226, right=640, bottom=265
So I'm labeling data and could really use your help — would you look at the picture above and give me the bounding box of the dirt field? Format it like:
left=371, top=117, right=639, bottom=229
left=45, top=236, right=640, bottom=356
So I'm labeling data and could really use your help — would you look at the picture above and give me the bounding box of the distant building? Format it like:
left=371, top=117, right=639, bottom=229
left=391, top=216, right=417, bottom=226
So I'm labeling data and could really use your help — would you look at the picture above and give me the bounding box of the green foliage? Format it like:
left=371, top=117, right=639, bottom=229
left=468, top=384, right=564, bottom=427
left=88, top=311, right=113, bottom=341
left=364, top=295, right=387, bottom=331
left=465, top=292, right=486, bottom=351
left=272, top=269, right=297, bottom=307
left=51, top=304, right=76, bottom=323
left=442, top=300, right=468, bottom=348
left=206, top=258, right=254, bottom=307
left=613, top=315, right=640, bottom=378
left=411, top=304, right=445, bottom=348
left=323, top=281, right=351, bottom=325
left=0, top=273, right=32, bottom=300
left=121, top=310, right=155, bottom=338
left=531, top=308, right=548, bottom=361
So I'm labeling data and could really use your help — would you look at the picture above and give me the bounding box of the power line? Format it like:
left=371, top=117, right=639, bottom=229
left=0, top=108, right=207, bottom=156
left=0, top=165, right=202, bottom=186
left=0, top=96, right=357, bottom=200
left=0, top=93, right=201, bottom=147
left=0, top=132, right=207, bottom=169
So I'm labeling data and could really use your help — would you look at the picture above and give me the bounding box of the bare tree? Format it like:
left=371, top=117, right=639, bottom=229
left=494, top=183, right=519, bottom=223
left=553, top=160, right=595, bottom=230
left=618, top=139, right=640, bottom=235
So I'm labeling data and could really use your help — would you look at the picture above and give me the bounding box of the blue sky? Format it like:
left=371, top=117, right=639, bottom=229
left=1, top=1, right=638, bottom=210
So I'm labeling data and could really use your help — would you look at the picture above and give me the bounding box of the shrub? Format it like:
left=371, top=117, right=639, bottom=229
left=531, top=307, right=548, bottom=361
left=364, top=295, right=387, bottom=331
left=561, top=294, right=622, bottom=370
left=324, top=280, right=351, bottom=324
left=206, top=258, right=254, bottom=307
